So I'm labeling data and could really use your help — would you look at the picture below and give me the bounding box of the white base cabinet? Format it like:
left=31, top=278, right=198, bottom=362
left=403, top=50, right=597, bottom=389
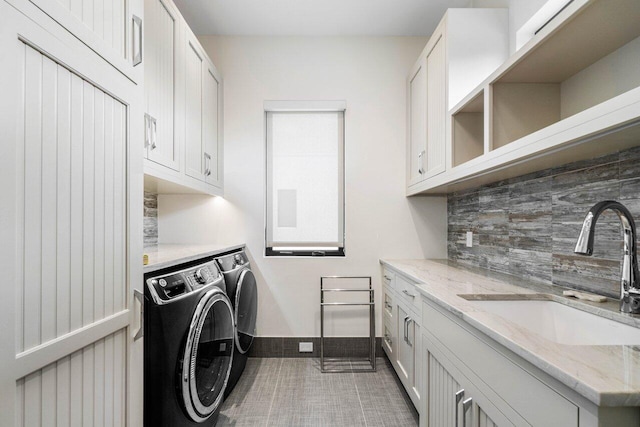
left=423, top=343, right=504, bottom=427
left=382, top=268, right=422, bottom=411
left=381, top=263, right=640, bottom=427
left=420, top=295, right=639, bottom=427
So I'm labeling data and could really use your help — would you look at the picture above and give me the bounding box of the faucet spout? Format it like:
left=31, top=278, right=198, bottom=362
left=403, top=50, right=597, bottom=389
left=574, top=200, right=640, bottom=314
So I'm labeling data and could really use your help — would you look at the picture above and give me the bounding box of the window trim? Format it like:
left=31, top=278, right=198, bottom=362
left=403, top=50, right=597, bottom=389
left=264, top=101, right=346, bottom=257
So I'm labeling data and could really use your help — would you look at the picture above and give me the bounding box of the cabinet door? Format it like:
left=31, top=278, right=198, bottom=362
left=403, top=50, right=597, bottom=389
left=397, top=305, right=421, bottom=408
left=184, top=29, right=206, bottom=182
left=425, top=352, right=502, bottom=427
left=0, top=3, right=143, bottom=425
left=144, top=0, right=180, bottom=170
left=407, top=58, right=427, bottom=187
left=424, top=33, right=446, bottom=179
left=7, top=0, right=143, bottom=83
left=203, top=60, right=223, bottom=188
left=397, top=305, right=413, bottom=386
left=382, top=290, right=396, bottom=360
left=422, top=332, right=515, bottom=427
left=426, top=352, right=461, bottom=427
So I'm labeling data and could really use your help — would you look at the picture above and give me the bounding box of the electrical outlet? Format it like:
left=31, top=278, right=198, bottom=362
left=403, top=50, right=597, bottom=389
left=466, top=231, right=473, bottom=248
left=299, top=342, right=313, bottom=353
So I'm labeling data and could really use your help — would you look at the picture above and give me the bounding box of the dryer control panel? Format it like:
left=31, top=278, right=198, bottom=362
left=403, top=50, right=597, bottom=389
left=146, top=261, right=222, bottom=304
left=217, top=251, right=249, bottom=273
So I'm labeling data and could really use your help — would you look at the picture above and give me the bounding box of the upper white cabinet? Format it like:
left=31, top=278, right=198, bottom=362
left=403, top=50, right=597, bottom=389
left=184, top=28, right=223, bottom=189
left=203, top=59, right=223, bottom=187
left=425, top=34, right=446, bottom=180
left=143, top=0, right=224, bottom=196
left=407, top=9, right=509, bottom=191
left=412, top=0, right=640, bottom=195
left=407, top=58, right=427, bottom=186
left=144, top=0, right=180, bottom=171
left=184, top=34, right=205, bottom=181
left=7, top=0, right=144, bottom=82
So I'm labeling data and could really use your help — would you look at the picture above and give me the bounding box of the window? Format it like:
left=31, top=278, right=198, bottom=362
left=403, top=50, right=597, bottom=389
left=265, top=101, right=345, bottom=257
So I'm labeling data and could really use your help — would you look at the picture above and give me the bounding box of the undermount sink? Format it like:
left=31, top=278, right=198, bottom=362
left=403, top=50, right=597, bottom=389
left=464, top=297, right=640, bottom=346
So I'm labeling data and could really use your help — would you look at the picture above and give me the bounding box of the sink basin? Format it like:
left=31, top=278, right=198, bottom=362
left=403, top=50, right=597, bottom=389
left=467, top=299, right=640, bottom=345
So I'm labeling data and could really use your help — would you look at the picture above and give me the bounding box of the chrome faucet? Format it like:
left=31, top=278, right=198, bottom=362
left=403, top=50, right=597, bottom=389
left=574, top=200, right=640, bottom=314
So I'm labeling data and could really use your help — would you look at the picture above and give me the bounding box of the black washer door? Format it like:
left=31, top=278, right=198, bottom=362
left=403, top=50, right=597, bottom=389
left=235, top=269, right=258, bottom=354
left=181, top=289, right=234, bottom=422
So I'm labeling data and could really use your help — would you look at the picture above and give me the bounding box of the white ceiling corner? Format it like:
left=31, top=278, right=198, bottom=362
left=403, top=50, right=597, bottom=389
left=172, top=0, right=473, bottom=36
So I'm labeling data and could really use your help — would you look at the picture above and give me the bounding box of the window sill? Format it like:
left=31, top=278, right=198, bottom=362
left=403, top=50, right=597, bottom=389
left=265, top=248, right=345, bottom=257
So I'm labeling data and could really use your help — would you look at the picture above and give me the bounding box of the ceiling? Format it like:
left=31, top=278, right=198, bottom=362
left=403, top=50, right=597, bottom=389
left=172, top=0, right=473, bottom=36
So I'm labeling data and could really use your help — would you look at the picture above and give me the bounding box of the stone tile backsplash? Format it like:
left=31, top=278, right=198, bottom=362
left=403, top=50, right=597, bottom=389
left=448, top=146, right=640, bottom=298
left=144, top=191, right=158, bottom=247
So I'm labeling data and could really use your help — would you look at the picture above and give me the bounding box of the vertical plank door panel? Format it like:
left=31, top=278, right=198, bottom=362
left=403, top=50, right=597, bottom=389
left=56, top=64, right=72, bottom=338
left=93, top=89, right=106, bottom=323
left=56, top=355, right=71, bottom=427
left=103, top=95, right=115, bottom=317
left=40, top=54, right=59, bottom=346
left=82, top=80, right=95, bottom=327
left=23, top=46, right=44, bottom=352
left=69, top=73, right=84, bottom=332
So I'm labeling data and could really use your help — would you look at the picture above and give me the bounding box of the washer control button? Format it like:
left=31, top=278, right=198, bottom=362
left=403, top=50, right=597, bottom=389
left=159, top=278, right=167, bottom=288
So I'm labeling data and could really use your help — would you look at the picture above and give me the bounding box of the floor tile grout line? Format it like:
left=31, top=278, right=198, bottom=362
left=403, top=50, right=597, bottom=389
left=265, top=358, right=284, bottom=426
left=350, top=358, right=369, bottom=427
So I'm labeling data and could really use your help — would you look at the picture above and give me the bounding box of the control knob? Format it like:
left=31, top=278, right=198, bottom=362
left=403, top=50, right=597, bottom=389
left=234, top=254, right=243, bottom=264
left=195, top=268, right=208, bottom=284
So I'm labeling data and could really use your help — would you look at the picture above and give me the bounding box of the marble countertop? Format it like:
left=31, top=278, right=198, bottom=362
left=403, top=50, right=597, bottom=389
left=143, top=243, right=245, bottom=273
left=380, top=258, right=640, bottom=407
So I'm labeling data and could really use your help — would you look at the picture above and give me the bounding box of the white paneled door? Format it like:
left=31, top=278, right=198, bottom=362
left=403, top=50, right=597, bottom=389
left=0, top=1, right=143, bottom=425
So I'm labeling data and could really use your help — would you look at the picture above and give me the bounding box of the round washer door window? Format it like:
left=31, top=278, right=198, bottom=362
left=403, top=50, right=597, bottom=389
left=235, top=269, right=258, bottom=354
left=181, top=289, right=234, bottom=422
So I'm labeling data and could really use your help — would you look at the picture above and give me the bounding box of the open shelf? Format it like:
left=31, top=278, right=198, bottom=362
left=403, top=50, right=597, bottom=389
left=491, top=0, right=640, bottom=150
left=408, top=0, right=640, bottom=196
left=452, top=91, right=484, bottom=167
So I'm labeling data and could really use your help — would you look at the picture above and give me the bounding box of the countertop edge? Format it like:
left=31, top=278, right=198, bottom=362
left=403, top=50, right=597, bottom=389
left=379, top=259, right=638, bottom=407
left=143, top=243, right=246, bottom=273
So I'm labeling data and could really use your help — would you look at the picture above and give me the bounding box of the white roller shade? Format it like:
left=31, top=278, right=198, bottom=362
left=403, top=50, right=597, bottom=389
left=266, top=108, right=345, bottom=251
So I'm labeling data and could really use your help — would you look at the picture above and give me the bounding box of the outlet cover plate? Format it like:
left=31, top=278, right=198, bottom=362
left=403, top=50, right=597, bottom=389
left=299, top=342, right=313, bottom=353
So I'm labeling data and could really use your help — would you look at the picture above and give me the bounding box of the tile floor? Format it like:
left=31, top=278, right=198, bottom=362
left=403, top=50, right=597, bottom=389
left=218, top=357, right=419, bottom=426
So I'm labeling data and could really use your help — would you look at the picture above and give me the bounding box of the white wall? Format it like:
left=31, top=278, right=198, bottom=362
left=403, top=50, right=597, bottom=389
left=158, top=36, right=447, bottom=337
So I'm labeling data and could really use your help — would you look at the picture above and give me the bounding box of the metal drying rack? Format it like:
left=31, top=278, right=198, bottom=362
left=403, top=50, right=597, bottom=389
left=320, top=276, right=376, bottom=373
